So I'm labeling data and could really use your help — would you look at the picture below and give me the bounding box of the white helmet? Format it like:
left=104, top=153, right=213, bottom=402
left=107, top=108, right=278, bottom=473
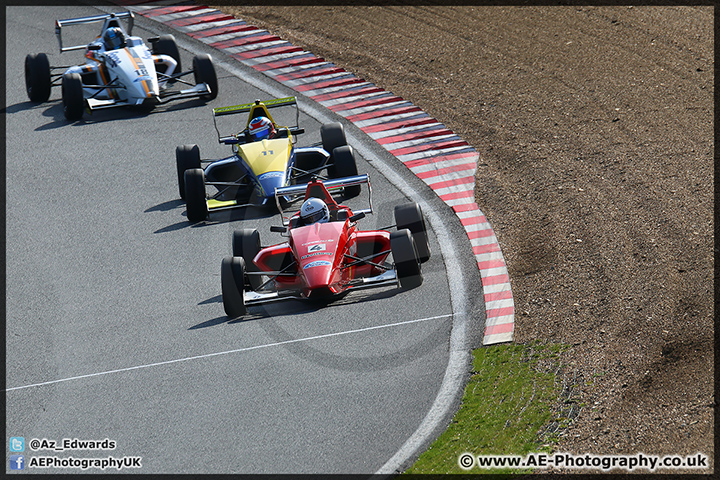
left=300, top=198, right=330, bottom=225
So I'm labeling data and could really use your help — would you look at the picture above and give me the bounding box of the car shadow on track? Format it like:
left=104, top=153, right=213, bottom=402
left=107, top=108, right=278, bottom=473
left=11, top=97, right=212, bottom=130
left=189, top=285, right=406, bottom=330
left=152, top=204, right=281, bottom=234
left=146, top=199, right=185, bottom=213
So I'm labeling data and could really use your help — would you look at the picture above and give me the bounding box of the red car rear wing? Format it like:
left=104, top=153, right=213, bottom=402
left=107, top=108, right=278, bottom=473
left=274, top=174, right=372, bottom=226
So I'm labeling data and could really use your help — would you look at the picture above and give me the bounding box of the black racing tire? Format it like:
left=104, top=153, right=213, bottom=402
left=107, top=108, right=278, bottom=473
left=394, top=203, right=431, bottom=263
left=232, top=228, right=263, bottom=290
left=153, top=34, right=181, bottom=73
left=184, top=168, right=209, bottom=222
left=193, top=54, right=218, bottom=100
left=25, top=53, right=51, bottom=103
left=321, top=122, right=347, bottom=175
left=221, top=256, right=247, bottom=318
left=176, top=144, right=201, bottom=200
left=390, top=229, right=423, bottom=290
left=329, top=145, right=361, bottom=197
left=294, top=151, right=323, bottom=181
left=61, top=73, right=85, bottom=121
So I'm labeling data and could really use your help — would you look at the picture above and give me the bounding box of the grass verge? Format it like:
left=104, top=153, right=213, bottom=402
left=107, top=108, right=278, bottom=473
left=404, top=341, right=571, bottom=475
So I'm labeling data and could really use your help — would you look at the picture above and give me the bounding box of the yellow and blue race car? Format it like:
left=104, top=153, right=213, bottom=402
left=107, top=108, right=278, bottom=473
left=176, top=96, right=360, bottom=223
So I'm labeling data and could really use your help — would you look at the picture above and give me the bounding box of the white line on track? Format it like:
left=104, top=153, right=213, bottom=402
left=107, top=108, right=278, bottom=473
left=6, top=314, right=453, bottom=392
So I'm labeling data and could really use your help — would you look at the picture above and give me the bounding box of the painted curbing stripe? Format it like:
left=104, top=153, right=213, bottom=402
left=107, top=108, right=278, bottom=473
left=483, top=284, right=513, bottom=296
left=346, top=105, right=423, bottom=123
left=209, top=31, right=280, bottom=48
left=477, top=257, right=509, bottom=269
left=485, top=298, right=515, bottom=311
left=310, top=85, right=384, bottom=103
left=413, top=165, right=477, bottom=183
left=394, top=145, right=476, bottom=163
left=471, top=236, right=501, bottom=249
left=146, top=8, right=216, bottom=23
left=184, top=22, right=252, bottom=37
left=485, top=318, right=514, bottom=331
left=407, top=156, right=480, bottom=176
left=223, top=40, right=293, bottom=55
left=481, top=266, right=511, bottom=279
left=431, top=185, right=475, bottom=199
left=301, top=80, right=376, bottom=97
left=265, top=61, right=338, bottom=78
left=354, top=112, right=431, bottom=129
left=293, top=76, right=365, bottom=92
left=283, top=72, right=357, bottom=88
left=478, top=257, right=509, bottom=270
left=228, top=49, right=315, bottom=66
left=326, top=95, right=403, bottom=113
left=486, top=306, right=515, bottom=318
left=319, top=91, right=395, bottom=109
left=458, top=215, right=489, bottom=227
left=121, top=2, right=180, bottom=10
left=480, top=273, right=511, bottom=286
left=473, top=243, right=502, bottom=255
left=204, top=31, right=275, bottom=46
left=272, top=65, right=346, bottom=82
left=253, top=55, right=324, bottom=72
left=232, top=45, right=304, bottom=61
left=486, top=324, right=515, bottom=338
left=484, top=332, right=513, bottom=344
left=389, top=139, right=469, bottom=158
left=484, top=289, right=514, bottom=302
left=368, top=121, right=444, bottom=140
left=361, top=116, right=437, bottom=134
left=141, top=5, right=206, bottom=17
left=467, top=226, right=496, bottom=238
left=404, top=150, right=479, bottom=166
left=376, top=126, right=454, bottom=145
left=383, top=133, right=461, bottom=152
left=439, top=189, right=475, bottom=203
left=453, top=202, right=481, bottom=213
left=167, top=12, right=236, bottom=28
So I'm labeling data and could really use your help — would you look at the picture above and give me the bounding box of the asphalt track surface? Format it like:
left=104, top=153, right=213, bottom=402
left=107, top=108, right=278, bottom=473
left=5, top=6, right=484, bottom=475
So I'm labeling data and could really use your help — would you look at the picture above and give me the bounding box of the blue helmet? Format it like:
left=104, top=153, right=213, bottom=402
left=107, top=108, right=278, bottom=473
left=103, top=27, right=125, bottom=50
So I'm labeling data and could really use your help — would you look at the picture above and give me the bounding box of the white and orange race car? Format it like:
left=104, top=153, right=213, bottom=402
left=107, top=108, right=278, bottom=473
left=24, top=11, right=217, bottom=121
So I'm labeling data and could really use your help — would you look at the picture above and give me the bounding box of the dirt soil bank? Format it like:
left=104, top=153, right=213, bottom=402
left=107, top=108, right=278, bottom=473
left=211, top=4, right=714, bottom=473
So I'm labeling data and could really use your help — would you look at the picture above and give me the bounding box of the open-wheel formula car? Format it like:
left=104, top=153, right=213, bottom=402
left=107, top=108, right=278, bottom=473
left=176, top=96, right=360, bottom=223
left=24, top=11, right=218, bottom=121
left=220, top=174, right=431, bottom=318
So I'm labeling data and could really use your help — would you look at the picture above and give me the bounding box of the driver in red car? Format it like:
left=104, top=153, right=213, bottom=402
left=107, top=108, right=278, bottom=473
left=299, top=198, right=330, bottom=225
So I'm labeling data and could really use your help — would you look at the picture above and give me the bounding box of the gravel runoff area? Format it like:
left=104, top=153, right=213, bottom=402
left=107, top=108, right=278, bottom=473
left=211, top=4, right=714, bottom=474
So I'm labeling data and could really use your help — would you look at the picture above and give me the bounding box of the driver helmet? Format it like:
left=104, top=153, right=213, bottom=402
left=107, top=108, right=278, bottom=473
left=103, top=27, right=125, bottom=50
left=299, top=198, right=330, bottom=225
left=248, top=116, right=275, bottom=141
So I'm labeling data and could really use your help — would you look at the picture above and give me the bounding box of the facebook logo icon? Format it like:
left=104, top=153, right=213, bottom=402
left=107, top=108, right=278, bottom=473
left=10, top=455, right=25, bottom=470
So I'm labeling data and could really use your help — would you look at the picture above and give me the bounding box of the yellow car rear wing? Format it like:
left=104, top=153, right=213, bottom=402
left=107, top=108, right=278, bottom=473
left=213, top=96, right=301, bottom=143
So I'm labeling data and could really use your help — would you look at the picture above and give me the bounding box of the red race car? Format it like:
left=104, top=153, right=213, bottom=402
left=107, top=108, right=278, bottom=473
left=221, top=174, right=431, bottom=318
